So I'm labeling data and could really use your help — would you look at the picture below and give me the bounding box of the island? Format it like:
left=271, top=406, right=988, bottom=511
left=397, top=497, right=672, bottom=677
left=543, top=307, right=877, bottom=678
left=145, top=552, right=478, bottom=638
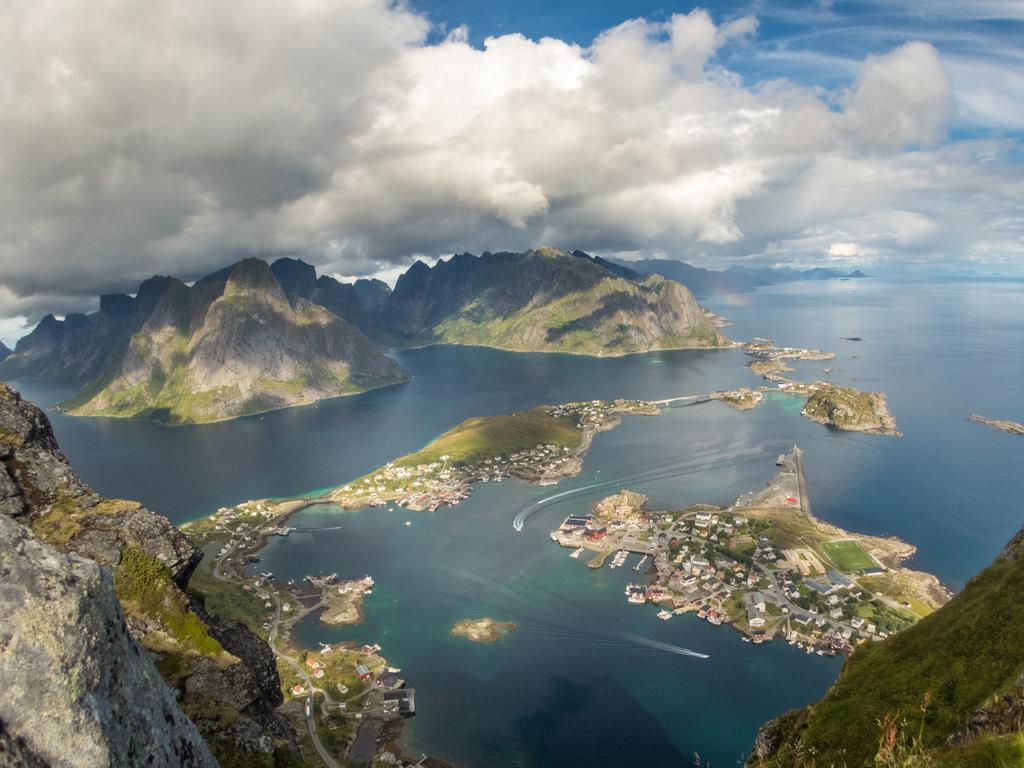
left=450, top=618, right=516, bottom=643
left=548, top=448, right=947, bottom=651
left=968, top=414, right=1024, bottom=436
left=724, top=340, right=903, bottom=436
left=802, top=385, right=902, bottom=436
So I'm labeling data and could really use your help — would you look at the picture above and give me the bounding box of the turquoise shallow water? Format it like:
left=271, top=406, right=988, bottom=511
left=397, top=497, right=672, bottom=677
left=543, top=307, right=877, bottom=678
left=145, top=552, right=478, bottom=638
left=10, top=278, right=1024, bottom=765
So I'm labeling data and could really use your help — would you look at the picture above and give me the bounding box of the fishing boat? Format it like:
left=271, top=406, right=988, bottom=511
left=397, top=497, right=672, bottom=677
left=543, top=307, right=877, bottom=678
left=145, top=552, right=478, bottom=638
left=625, top=584, right=647, bottom=604
left=657, top=609, right=673, bottom=621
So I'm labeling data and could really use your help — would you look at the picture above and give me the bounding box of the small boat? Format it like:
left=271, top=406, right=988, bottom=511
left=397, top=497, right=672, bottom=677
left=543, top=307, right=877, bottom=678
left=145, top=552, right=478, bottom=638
left=404, top=521, right=412, bottom=527
left=625, top=584, right=647, bottom=604
left=570, top=547, right=584, bottom=559
left=657, top=610, right=673, bottom=621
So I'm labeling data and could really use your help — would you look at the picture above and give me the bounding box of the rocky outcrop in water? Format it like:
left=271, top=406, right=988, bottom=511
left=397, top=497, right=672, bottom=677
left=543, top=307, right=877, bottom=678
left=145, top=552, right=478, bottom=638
left=802, top=385, right=901, bottom=436
left=968, top=414, right=1024, bottom=436
left=0, top=382, right=300, bottom=765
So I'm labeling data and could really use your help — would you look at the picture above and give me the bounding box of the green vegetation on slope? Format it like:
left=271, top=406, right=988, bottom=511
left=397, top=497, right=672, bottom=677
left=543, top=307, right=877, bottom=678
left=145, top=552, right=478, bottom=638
left=429, top=275, right=725, bottom=354
left=803, top=385, right=898, bottom=434
left=114, top=546, right=225, bottom=656
left=397, top=408, right=583, bottom=468
left=749, top=535, right=1024, bottom=767
left=187, top=550, right=270, bottom=637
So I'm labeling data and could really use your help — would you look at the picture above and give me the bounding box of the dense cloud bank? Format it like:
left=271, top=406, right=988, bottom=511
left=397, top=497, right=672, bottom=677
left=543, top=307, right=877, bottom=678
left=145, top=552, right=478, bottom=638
left=0, top=0, right=1021, bottom=323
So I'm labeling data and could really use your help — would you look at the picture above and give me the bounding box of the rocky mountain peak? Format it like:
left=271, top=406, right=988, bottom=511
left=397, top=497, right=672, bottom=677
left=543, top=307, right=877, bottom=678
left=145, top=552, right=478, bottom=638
left=99, top=293, right=134, bottom=317
left=270, top=256, right=318, bottom=299
left=223, top=257, right=287, bottom=301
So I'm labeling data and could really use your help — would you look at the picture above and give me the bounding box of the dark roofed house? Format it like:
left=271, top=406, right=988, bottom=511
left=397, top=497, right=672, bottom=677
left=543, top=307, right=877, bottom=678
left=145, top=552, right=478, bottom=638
left=805, top=578, right=833, bottom=595
left=382, top=688, right=416, bottom=716
left=827, top=569, right=855, bottom=589
left=378, top=672, right=405, bottom=690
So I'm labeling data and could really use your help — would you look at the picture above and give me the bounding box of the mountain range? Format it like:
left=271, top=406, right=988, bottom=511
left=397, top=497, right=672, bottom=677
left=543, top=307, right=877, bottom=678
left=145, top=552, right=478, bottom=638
left=0, top=258, right=408, bottom=424
left=378, top=247, right=727, bottom=354
left=0, top=248, right=727, bottom=423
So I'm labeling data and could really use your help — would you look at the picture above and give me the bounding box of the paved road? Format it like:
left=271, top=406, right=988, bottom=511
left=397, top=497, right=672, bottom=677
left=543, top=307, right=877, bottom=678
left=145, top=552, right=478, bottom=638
left=212, top=547, right=340, bottom=768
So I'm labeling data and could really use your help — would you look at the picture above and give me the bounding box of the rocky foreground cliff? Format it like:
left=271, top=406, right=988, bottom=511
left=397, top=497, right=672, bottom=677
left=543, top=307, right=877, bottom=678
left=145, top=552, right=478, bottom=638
left=0, top=382, right=302, bottom=766
left=748, top=524, right=1024, bottom=767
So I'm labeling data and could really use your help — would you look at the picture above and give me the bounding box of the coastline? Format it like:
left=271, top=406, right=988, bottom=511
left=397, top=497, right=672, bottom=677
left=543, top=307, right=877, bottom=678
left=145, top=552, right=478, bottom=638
left=52, top=374, right=414, bottom=427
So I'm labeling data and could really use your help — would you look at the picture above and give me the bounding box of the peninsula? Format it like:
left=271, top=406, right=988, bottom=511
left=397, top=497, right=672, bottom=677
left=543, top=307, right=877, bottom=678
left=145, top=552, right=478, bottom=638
left=324, top=399, right=658, bottom=512
left=548, top=448, right=947, bottom=651
left=450, top=618, right=516, bottom=643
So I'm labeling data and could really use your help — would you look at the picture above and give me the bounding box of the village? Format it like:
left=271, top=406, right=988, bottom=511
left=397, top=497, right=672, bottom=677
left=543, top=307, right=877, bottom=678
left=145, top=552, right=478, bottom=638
left=183, top=503, right=419, bottom=767
left=549, top=447, right=945, bottom=655
left=323, top=398, right=659, bottom=512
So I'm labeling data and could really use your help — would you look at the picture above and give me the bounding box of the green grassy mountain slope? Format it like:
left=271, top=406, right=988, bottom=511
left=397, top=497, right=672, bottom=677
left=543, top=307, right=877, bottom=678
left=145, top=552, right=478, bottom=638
left=748, top=526, right=1024, bottom=767
left=382, top=247, right=729, bottom=354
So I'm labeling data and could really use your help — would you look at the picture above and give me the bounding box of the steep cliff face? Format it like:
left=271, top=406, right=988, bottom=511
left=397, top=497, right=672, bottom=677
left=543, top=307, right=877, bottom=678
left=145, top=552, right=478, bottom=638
left=1, top=258, right=408, bottom=424
left=747, top=525, right=1024, bottom=767
left=269, top=257, right=391, bottom=331
left=382, top=247, right=728, bottom=354
left=0, top=382, right=300, bottom=765
left=0, top=513, right=218, bottom=768
left=0, top=340, right=11, bottom=362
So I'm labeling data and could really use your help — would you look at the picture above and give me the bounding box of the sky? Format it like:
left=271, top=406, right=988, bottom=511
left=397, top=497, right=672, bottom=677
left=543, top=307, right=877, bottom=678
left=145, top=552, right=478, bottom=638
left=1, top=0, right=1023, bottom=341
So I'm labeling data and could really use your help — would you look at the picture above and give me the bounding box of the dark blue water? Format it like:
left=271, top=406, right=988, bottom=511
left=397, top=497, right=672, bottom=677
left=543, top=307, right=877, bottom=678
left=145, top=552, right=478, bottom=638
left=10, top=345, right=751, bottom=524
left=9, top=278, right=1024, bottom=766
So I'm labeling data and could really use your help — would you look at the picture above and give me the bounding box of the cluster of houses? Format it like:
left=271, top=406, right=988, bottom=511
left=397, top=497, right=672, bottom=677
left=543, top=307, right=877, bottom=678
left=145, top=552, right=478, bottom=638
left=335, top=459, right=471, bottom=512
left=546, top=399, right=646, bottom=429
left=553, top=490, right=901, bottom=655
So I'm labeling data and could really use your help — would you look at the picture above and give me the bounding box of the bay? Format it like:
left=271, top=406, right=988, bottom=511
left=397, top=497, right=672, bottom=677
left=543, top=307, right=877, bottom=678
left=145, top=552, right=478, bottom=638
left=9, top=278, right=1024, bottom=765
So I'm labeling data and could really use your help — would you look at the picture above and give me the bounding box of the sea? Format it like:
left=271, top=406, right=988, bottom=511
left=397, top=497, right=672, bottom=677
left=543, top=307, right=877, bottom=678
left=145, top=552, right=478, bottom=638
left=10, top=278, right=1024, bottom=767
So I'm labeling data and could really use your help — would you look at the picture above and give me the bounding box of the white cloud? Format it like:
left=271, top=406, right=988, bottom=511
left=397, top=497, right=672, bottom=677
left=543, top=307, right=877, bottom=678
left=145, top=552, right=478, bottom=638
left=842, top=41, right=955, bottom=148
left=0, top=1, right=1020, bottom=323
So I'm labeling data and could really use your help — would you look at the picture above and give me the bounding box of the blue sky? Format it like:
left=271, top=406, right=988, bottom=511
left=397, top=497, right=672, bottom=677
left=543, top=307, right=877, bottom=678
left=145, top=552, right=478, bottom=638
left=1, top=0, right=1022, bottom=340
left=411, top=0, right=1024, bottom=139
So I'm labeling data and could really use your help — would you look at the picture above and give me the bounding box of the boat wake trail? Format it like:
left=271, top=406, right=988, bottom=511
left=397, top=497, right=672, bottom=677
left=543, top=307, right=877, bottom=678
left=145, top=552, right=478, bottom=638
left=622, top=633, right=710, bottom=659
left=429, top=562, right=711, bottom=660
left=511, top=444, right=766, bottom=532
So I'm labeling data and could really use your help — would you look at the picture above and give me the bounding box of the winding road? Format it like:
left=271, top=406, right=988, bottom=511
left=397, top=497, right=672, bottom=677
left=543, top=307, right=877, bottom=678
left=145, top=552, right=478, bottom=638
left=211, top=546, right=340, bottom=768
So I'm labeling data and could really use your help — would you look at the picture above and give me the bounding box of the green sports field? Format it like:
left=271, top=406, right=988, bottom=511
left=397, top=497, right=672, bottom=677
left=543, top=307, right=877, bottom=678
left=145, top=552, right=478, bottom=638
left=822, top=539, right=876, bottom=572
